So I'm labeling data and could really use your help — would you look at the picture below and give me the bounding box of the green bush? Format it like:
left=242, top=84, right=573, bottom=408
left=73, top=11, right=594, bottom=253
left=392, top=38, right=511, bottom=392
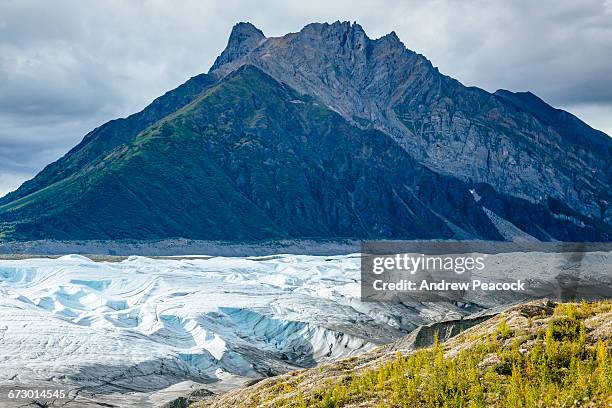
left=496, top=315, right=512, bottom=339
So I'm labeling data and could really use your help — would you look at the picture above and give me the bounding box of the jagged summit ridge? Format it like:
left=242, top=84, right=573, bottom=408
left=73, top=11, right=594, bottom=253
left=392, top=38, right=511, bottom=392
left=210, top=21, right=405, bottom=75
left=209, top=19, right=422, bottom=134
left=300, top=21, right=405, bottom=47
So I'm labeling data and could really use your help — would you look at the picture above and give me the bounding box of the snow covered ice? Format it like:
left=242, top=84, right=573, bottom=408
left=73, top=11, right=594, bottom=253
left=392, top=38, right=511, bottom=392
left=0, top=251, right=609, bottom=407
left=0, top=254, right=463, bottom=406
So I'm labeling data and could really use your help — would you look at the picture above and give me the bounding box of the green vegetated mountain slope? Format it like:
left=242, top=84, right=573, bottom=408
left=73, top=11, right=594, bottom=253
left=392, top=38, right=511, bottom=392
left=0, top=73, right=216, bottom=207
left=193, top=300, right=612, bottom=408
left=0, top=67, right=507, bottom=241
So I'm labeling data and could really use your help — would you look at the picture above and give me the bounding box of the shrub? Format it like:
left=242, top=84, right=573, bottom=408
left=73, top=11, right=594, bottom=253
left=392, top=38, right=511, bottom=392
left=497, top=315, right=512, bottom=339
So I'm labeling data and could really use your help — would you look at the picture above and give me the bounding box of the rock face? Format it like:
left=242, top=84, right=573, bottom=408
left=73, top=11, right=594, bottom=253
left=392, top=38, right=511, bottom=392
left=0, top=21, right=610, bottom=241
left=210, top=22, right=266, bottom=72
left=209, top=21, right=612, bottom=225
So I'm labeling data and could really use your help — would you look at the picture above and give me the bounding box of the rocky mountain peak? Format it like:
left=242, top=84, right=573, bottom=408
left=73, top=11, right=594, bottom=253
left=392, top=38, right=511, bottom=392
left=208, top=20, right=425, bottom=128
left=204, top=21, right=612, bottom=227
left=210, top=21, right=410, bottom=78
left=210, top=22, right=266, bottom=72
left=378, top=30, right=403, bottom=46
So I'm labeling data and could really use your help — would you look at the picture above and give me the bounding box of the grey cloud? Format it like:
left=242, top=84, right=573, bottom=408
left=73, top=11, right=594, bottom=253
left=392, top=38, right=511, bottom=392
left=0, top=0, right=611, bottom=196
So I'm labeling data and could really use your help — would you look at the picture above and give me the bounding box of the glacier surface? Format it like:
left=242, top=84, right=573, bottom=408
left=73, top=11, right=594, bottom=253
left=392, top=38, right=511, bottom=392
left=0, top=252, right=609, bottom=407
left=0, top=254, right=466, bottom=406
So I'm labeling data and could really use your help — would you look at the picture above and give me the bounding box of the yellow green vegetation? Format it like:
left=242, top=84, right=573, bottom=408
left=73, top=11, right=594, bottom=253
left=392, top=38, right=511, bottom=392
left=198, top=301, right=611, bottom=408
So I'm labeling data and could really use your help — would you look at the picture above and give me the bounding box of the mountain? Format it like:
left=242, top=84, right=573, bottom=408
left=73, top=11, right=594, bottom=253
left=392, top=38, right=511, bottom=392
left=0, top=21, right=610, bottom=242
left=210, top=22, right=612, bottom=224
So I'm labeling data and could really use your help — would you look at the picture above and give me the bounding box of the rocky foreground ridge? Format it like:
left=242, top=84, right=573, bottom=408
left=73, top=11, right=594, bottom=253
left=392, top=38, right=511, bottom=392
left=183, top=300, right=611, bottom=408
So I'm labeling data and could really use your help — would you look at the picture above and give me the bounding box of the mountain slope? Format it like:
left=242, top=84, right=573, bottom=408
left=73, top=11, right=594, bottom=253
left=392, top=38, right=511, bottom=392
left=0, top=73, right=216, bottom=207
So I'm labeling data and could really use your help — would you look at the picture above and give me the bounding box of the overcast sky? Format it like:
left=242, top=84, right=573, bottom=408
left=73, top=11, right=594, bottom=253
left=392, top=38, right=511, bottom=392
left=1, top=0, right=611, bottom=197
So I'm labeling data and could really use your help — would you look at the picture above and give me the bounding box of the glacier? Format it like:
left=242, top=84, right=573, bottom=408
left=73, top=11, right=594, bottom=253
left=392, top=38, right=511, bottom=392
left=0, top=251, right=610, bottom=407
